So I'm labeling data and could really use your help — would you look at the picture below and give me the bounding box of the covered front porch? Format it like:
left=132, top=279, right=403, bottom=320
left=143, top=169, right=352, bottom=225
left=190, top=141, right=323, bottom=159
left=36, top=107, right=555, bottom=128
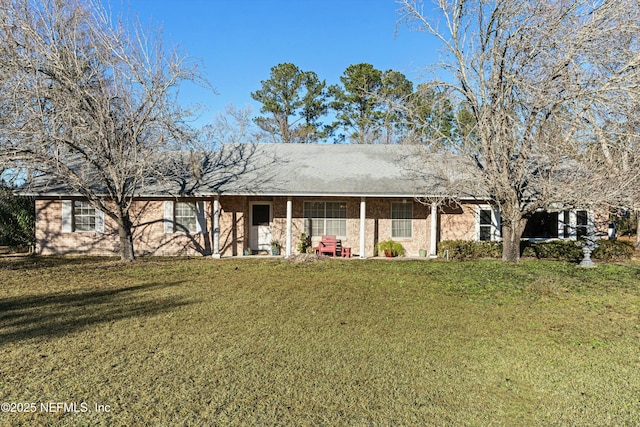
left=208, top=195, right=441, bottom=259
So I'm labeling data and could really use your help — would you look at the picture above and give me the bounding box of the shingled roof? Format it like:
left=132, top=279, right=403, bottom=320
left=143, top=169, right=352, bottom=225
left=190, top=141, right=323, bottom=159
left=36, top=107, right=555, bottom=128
left=23, top=143, right=484, bottom=199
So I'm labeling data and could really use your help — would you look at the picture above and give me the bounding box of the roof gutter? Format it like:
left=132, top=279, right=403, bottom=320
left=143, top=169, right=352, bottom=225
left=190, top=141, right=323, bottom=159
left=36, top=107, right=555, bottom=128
left=24, top=191, right=484, bottom=202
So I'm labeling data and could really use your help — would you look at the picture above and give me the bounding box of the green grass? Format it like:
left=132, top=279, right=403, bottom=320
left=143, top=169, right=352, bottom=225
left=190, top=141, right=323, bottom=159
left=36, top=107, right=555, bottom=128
left=1, top=257, right=639, bottom=426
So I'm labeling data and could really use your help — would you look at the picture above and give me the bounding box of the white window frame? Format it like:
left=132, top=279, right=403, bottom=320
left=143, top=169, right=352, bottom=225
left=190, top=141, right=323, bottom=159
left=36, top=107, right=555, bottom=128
left=557, top=209, right=593, bottom=241
left=391, top=202, right=412, bottom=239
left=576, top=209, right=589, bottom=240
left=164, top=201, right=206, bottom=234
left=522, top=209, right=562, bottom=241
left=475, top=204, right=501, bottom=241
left=175, top=202, right=198, bottom=234
left=303, top=201, right=347, bottom=238
left=61, top=200, right=104, bottom=233
left=558, top=210, right=570, bottom=240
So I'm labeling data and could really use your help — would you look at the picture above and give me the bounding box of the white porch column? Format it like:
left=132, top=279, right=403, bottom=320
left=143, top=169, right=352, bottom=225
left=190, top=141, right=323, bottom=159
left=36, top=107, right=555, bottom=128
left=430, top=202, right=438, bottom=258
left=212, top=195, right=221, bottom=258
left=359, top=197, right=366, bottom=259
left=588, top=209, right=595, bottom=237
left=285, top=198, right=293, bottom=257
left=569, top=210, right=577, bottom=240
left=558, top=211, right=565, bottom=239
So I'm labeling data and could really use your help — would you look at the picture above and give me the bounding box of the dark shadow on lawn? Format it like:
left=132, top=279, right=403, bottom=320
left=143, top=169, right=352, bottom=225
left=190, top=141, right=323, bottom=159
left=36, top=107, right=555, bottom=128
left=0, top=281, right=193, bottom=345
left=0, top=255, right=121, bottom=271
left=0, top=255, right=196, bottom=272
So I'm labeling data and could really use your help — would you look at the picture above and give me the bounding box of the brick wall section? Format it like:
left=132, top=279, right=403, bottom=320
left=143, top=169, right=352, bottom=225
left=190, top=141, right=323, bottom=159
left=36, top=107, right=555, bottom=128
left=36, top=199, right=212, bottom=257
left=362, top=198, right=431, bottom=257
left=37, top=197, right=611, bottom=257
left=36, top=196, right=486, bottom=257
left=218, top=196, right=247, bottom=256
left=36, top=200, right=120, bottom=255
left=132, top=200, right=211, bottom=256
left=440, top=204, right=477, bottom=241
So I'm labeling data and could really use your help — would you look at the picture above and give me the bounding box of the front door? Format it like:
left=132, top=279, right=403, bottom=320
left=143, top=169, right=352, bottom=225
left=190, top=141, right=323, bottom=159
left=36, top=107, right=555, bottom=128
left=250, top=203, right=272, bottom=253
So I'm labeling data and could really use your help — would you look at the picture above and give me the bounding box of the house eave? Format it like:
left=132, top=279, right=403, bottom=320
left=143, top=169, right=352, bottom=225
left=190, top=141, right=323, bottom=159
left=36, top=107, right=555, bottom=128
left=219, top=191, right=484, bottom=201
left=25, top=190, right=485, bottom=202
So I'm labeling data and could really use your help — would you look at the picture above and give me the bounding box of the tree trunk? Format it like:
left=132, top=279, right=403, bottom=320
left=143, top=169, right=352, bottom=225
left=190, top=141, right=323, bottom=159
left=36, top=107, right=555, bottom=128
left=117, top=214, right=135, bottom=261
left=501, top=215, right=527, bottom=263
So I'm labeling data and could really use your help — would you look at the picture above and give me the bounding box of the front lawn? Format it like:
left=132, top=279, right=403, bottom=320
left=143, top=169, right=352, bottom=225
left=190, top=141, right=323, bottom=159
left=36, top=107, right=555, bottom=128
left=1, top=257, right=639, bottom=425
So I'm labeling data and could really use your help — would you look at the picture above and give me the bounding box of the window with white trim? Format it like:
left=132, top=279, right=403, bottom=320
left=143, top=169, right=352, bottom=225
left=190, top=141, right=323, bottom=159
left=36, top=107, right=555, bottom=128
left=175, top=202, right=198, bottom=233
left=304, top=201, right=347, bottom=237
left=74, top=201, right=96, bottom=232
left=61, top=200, right=104, bottom=233
left=523, top=211, right=559, bottom=239
left=163, top=201, right=206, bottom=234
left=391, top=202, right=412, bottom=238
left=576, top=210, right=588, bottom=239
left=556, top=209, right=590, bottom=240
left=476, top=205, right=500, bottom=241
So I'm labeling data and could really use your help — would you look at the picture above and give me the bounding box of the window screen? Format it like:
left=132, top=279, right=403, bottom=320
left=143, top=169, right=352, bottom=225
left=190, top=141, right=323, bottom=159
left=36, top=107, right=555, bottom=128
left=479, top=208, right=492, bottom=241
left=252, top=204, right=271, bottom=226
left=304, top=201, right=347, bottom=237
left=175, top=202, right=197, bottom=233
left=73, top=201, right=96, bottom=232
left=391, top=203, right=412, bottom=238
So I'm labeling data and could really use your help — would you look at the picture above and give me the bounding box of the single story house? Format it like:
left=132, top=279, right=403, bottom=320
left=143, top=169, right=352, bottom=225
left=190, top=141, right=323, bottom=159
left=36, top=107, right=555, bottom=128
left=26, top=143, right=598, bottom=258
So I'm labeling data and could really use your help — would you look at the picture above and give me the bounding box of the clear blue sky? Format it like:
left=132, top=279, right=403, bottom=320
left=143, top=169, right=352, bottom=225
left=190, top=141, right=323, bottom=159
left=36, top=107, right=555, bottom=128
left=108, top=0, right=442, bottom=127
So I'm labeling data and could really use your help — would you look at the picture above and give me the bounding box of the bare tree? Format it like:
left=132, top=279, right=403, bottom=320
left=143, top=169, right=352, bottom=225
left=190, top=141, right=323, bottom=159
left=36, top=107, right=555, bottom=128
left=536, top=5, right=640, bottom=248
left=398, top=0, right=640, bottom=261
left=203, top=104, right=269, bottom=149
left=577, top=95, right=640, bottom=247
left=0, top=0, right=207, bottom=260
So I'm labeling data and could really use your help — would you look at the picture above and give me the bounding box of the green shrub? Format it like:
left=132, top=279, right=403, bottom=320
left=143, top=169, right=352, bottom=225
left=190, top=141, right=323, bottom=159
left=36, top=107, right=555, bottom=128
left=297, top=232, right=312, bottom=254
left=520, top=240, right=583, bottom=261
left=438, top=240, right=502, bottom=260
left=378, top=239, right=405, bottom=257
left=592, top=239, right=635, bottom=261
left=440, top=238, right=636, bottom=262
left=0, top=188, right=35, bottom=248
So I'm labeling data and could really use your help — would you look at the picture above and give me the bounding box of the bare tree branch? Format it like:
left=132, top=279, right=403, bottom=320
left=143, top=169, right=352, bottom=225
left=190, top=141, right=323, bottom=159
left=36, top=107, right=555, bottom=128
left=0, top=0, right=210, bottom=260
left=397, top=0, right=640, bottom=261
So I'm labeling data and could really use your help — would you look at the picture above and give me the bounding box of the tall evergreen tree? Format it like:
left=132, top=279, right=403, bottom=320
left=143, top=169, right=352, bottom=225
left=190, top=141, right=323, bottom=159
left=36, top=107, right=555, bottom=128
left=251, top=63, right=327, bottom=143
left=405, top=84, right=459, bottom=147
left=299, top=71, right=329, bottom=143
left=379, top=70, right=413, bottom=144
left=329, top=63, right=383, bottom=144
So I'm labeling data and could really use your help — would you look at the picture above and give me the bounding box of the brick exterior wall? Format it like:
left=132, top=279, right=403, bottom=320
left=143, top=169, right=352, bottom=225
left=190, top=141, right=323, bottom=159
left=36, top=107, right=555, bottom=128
left=440, top=204, right=477, bottom=241
left=132, top=200, right=211, bottom=256
left=36, top=199, right=211, bottom=257
left=217, top=197, right=494, bottom=257
left=36, top=200, right=120, bottom=255
left=218, top=196, right=247, bottom=256
left=35, top=196, right=507, bottom=257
